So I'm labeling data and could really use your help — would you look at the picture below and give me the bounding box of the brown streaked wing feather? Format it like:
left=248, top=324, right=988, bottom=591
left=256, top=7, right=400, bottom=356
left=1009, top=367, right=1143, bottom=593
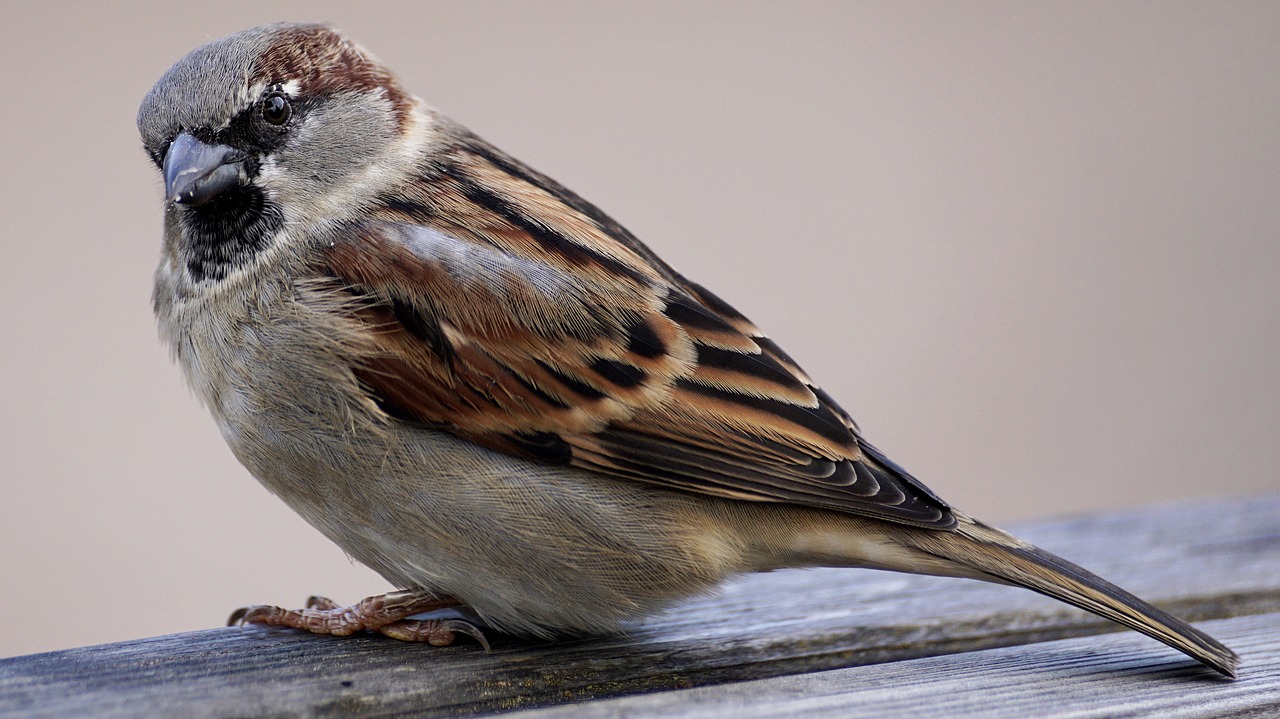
left=319, top=130, right=953, bottom=528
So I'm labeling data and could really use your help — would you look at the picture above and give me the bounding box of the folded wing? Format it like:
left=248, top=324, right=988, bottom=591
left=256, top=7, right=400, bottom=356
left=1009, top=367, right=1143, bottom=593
left=319, top=128, right=953, bottom=528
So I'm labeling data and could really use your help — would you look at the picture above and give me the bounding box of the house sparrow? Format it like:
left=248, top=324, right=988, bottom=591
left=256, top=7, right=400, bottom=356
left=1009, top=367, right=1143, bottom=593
left=137, top=23, right=1237, bottom=676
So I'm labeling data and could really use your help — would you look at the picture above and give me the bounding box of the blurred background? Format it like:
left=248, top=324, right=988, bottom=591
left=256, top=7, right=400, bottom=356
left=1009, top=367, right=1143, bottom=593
left=1, top=1, right=1276, bottom=658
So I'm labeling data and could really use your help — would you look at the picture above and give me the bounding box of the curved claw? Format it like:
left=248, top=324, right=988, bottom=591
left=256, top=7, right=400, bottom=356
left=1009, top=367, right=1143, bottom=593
left=375, top=616, right=490, bottom=648
left=443, top=619, right=491, bottom=651
left=227, top=605, right=263, bottom=626
left=306, top=595, right=339, bottom=610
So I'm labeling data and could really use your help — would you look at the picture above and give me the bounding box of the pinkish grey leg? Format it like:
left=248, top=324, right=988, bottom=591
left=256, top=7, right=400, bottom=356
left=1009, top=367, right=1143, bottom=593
left=228, top=589, right=488, bottom=648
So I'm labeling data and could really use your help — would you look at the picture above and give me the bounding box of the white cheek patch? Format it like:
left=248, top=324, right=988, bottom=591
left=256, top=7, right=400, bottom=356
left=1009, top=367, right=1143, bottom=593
left=256, top=155, right=282, bottom=180
left=252, top=157, right=288, bottom=211
left=337, top=102, right=436, bottom=205
left=275, top=99, right=434, bottom=224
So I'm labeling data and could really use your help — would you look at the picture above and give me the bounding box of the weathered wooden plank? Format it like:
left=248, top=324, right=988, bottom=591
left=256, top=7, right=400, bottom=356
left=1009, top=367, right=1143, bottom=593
left=1, top=495, right=1277, bottom=719
left=509, top=612, right=1280, bottom=719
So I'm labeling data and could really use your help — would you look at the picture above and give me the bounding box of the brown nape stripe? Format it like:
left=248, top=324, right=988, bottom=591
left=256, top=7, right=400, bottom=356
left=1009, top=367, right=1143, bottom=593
left=695, top=344, right=810, bottom=393
left=590, top=358, right=646, bottom=388
left=257, top=26, right=409, bottom=127
left=455, top=176, right=653, bottom=286
left=674, top=379, right=854, bottom=449
left=664, top=292, right=742, bottom=334
left=535, top=360, right=607, bottom=400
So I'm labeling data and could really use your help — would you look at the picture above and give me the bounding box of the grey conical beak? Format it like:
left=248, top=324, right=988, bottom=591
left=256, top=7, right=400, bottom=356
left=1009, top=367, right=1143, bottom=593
left=163, top=132, right=245, bottom=206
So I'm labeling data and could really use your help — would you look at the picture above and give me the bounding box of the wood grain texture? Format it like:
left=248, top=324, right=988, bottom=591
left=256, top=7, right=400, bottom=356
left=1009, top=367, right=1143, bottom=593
left=1, top=494, right=1277, bottom=719
left=510, top=612, right=1280, bottom=719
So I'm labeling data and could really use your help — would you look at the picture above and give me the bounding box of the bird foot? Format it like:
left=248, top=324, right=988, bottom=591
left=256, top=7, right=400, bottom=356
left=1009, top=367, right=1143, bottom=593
left=228, top=589, right=489, bottom=649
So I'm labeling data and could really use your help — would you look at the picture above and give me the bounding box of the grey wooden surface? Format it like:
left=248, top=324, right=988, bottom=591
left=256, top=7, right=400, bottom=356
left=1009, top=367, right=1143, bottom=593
left=511, top=612, right=1280, bottom=719
left=1, top=494, right=1277, bottom=719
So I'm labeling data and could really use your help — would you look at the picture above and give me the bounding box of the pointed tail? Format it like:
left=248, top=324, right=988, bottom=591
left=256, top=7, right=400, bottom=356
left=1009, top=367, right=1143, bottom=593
left=896, top=514, right=1239, bottom=678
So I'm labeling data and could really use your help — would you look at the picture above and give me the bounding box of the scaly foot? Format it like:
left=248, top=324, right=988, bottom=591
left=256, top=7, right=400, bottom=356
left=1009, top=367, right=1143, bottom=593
left=228, top=589, right=489, bottom=648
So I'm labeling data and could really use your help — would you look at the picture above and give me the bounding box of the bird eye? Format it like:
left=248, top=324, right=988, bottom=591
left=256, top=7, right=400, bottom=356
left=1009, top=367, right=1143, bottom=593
left=262, top=93, right=292, bottom=126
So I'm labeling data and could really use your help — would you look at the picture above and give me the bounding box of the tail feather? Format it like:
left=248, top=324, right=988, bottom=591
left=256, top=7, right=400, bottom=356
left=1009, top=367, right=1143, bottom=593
left=898, top=515, right=1239, bottom=678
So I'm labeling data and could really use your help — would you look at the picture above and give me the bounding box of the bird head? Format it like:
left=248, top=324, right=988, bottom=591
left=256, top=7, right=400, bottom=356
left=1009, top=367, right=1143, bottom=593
left=138, top=23, right=419, bottom=282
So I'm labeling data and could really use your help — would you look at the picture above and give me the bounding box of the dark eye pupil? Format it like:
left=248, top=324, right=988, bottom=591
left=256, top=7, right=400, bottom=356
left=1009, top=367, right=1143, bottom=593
left=263, top=95, right=291, bottom=125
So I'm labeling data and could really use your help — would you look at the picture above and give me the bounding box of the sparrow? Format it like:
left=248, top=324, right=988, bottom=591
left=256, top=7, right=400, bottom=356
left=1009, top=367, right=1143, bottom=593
left=137, top=23, right=1237, bottom=677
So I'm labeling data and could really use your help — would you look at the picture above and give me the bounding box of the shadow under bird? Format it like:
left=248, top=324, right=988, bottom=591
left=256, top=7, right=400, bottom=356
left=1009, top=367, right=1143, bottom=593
left=137, top=23, right=1238, bottom=678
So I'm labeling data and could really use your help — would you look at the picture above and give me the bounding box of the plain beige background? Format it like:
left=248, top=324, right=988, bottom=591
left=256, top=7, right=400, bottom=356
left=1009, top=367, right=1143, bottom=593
left=1, top=1, right=1277, bottom=659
